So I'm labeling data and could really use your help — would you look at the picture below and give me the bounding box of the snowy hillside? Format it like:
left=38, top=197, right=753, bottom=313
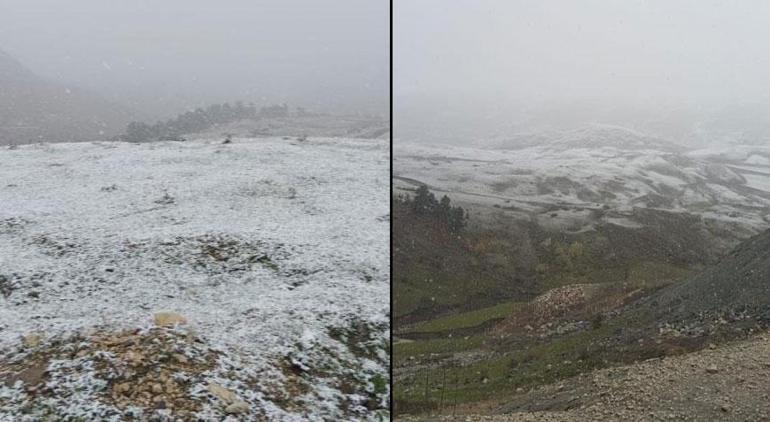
left=394, top=127, right=770, bottom=235
left=192, top=114, right=390, bottom=140
left=0, top=137, right=389, bottom=420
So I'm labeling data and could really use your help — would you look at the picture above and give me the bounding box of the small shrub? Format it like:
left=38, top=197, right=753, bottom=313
left=590, top=313, right=604, bottom=330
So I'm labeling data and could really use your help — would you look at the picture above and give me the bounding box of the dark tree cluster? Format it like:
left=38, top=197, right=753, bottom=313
left=396, top=185, right=468, bottom=233
left=120, top=102, right=294, bottom=142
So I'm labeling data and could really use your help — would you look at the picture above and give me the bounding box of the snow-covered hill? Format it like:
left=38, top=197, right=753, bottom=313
left=192, top=115, right=389, bottom=140
left=394, top=127, right=770, bottom=235
left=0, top=137, right=389, bottom=420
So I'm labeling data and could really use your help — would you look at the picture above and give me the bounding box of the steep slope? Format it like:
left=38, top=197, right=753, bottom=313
left=0, top=48, right=134, bottom=145
left=633, top=227, right=770, bottom=334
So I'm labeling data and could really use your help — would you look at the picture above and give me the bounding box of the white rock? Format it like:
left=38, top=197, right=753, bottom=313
left=153, top=312, right=187, bottom=327
left=225, top=400, right=250, bottom=414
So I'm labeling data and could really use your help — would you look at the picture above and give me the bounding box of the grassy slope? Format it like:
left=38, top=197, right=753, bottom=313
left=392, top=203, right=746, bottom=415
left=394, top=203, right=711, bottom=326
left=403, top=301, right=524, bottom=334
left=393, top=202, right=539, bottom=323
left=394, top=307, right=701, bottom=413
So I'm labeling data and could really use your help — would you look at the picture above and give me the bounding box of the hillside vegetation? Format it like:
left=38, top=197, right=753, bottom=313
left=393, top=128, right=770, bottom=418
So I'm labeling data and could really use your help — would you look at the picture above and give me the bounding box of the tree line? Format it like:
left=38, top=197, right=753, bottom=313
left=395, top=185, right=468, bottom=233
left=119, top=102, right=307, bottom=142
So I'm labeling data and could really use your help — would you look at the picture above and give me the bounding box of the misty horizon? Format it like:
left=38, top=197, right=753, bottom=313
left=396, top=0, right=770, bottom=146
left=0, top=0, right=389, bottom=119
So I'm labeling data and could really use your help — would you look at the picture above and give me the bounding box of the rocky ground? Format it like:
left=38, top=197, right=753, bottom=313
left=399, top=331, right=770, bottom=421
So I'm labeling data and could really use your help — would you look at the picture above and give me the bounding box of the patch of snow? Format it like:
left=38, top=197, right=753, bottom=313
left=743, top=173, right=770, bottom=192
left=0, top=136, right=389, bottom=419
left=395, top=137, right=770, bottom=233
left=746, top=154, right=770, bottom=166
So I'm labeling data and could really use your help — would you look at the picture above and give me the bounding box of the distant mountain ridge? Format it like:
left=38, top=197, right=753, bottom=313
left=487, top=124, right=686, bottom=152
left=545, top=124, right=686, bottom=153
left=0, top=48, right=135, bottom=145
left=0, top=49, right=36, bottom=83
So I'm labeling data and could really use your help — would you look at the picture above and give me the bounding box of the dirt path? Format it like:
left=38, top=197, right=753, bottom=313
left=399, top=333, right=770, bottom=421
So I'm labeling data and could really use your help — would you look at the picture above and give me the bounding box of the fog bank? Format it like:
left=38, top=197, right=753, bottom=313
left=396, top=1, right=770, bottom=145
left=1, top=0, right=389, bottom=117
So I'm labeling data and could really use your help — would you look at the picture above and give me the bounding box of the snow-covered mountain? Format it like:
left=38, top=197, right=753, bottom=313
left=394, top=126, right=770, bottom=235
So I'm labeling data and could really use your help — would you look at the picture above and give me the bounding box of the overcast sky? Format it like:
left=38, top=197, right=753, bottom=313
left=396, top=0, right=770, bottom=142
left=0, top=0, right=389, bottom=117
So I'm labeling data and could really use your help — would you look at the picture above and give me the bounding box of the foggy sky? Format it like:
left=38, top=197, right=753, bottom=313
left=0, top=0, right=389, bottom=118
left=396, top=0, right=770, bottom=142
